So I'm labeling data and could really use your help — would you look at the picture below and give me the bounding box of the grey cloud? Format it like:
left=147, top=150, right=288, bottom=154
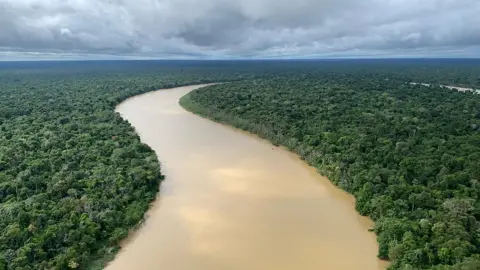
left=0, top=0, right=479, bottom=58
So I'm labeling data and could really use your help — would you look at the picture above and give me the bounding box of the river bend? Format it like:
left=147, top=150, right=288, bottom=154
left=108, top=84, right=385, bottom=270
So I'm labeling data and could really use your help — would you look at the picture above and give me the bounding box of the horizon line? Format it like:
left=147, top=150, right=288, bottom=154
left=1, top=57, right=480, bottom=62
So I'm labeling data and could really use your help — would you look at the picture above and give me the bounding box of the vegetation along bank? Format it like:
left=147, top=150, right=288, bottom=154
left=180, top=75, right=480, bottom=269
left=1, top=59, right=479, bottom=269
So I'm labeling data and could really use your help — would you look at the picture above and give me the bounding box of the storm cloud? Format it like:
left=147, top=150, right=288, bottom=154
left=0, top=0, right=479, bottom=58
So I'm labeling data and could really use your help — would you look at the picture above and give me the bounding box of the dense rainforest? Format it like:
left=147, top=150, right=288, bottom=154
left=181, top=71, right=480, bottom=269
left=0, top=59, right=479, bottom=269
left=0, top=61, right=247, bottom=270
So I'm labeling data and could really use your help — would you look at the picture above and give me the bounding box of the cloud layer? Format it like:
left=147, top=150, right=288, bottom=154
left=1, top=0, right=479, bottom=58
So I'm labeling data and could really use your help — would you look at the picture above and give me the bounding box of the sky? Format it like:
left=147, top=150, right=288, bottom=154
left=0, top=0, right=479, bottom=60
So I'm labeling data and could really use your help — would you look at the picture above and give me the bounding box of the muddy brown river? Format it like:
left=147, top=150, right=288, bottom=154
left=108, top=84, right=386, bottom=270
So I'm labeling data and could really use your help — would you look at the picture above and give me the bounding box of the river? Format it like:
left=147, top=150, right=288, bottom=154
left=410, top=82, right=480, bottom=94
left=108, top=84, right=386, bottom=270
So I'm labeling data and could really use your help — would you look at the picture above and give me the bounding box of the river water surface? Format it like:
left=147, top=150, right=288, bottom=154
left=108, top=85, right=385, bottom=270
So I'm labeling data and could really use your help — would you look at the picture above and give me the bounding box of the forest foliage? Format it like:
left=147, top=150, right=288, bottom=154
left=182, top=70, right=480, bottom=269
left=0, top=61, right=243, bottom=269
left=0, top=59, right=479, bottom=269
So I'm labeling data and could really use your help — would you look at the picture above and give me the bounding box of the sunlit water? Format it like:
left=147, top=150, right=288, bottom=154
left=108, top=85, right=386, bottom=270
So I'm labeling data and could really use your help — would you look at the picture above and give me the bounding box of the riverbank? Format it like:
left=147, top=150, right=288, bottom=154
left=180, top=78, right=480, bottom=269
left=106, top=84, right=385, bottom=270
